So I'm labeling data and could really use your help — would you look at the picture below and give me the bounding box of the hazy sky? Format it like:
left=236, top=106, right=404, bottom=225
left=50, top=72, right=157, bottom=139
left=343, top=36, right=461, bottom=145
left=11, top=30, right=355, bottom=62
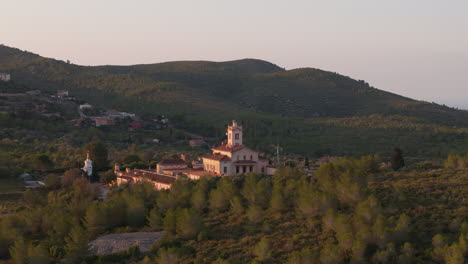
left=1, top=0, right=467, bottom=109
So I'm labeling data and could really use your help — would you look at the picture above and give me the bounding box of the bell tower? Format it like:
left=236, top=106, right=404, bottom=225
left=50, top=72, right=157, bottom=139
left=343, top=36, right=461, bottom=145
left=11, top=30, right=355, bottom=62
left=227, top=120, right=243, bottom=147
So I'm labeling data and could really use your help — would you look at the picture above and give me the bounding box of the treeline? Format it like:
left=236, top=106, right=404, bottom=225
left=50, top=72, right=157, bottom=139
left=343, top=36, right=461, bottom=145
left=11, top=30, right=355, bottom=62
left=1, top=156, right=466, bottom=263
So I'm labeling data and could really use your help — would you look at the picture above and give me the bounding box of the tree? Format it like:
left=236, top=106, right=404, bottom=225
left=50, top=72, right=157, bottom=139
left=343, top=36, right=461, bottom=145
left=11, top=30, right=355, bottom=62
left=247, top=205, right=264, bottom=224
left=176, top=209, right=203, bottom=239
left=163, top=209, right=177, bottom=235
left=99, top=170, right=116, bottom=184
left=126, top=197, right=147, bottom=228
left=230, top=196, right=244, bottom=216
left=390, top=148, right=405, bottom=171
left=33, top=154, right=54, bottom=171
left=147, top=207, right=163, bottom=231
left=397, top=242, right=414, bottom=264
left=27, top=244, right=51, bottom=264
left=319, top=243, right=343, bottom=264
left=253, top=238, right=272, bottom=262
left=270, top=188, right=285, bottom=213
left=286, top=248, right=318, bottom=264
left=44, top=174, right=61, bottom=189
left=64, top=226, right=89, bottom=264
left=84, top=203, right=106, bottom=237
left=191, top=188, right=207, bottom=212
left=61, top=168, right=82, bottom=188
left=9, top=238, right=28, bottom=264
left=209, top=188, right=229, bottom=212
left=84, top=141, right=108, bottom=171
left=123, top=154, right=141, bottom=165
left=156, top=247, right=182, bottom=264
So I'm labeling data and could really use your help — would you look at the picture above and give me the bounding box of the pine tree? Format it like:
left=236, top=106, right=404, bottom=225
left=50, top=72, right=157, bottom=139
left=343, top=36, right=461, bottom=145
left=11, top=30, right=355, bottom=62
left=27, top=244, right=51, bottom=264
left=253, top=238, right=272, bottom=262
left=147, top=207, right=163, bottom=231
left=64, top=226, right=89, bottom=264
left=9, top=238, right=29, bottom=264
left=156, top=247, right=181, bottom=264
left=229, top=196, right=245, bottom=216
left=191, top=188, right=207, bottom=212
left=390, top=148, right=405, bottom=171
left=163, top=209, right=177, bottom=235
left=247, top=205, right=264, bottom=224
left=84, top=203, right=105, bottom=237
left=176, top=209, right=203, bottom=239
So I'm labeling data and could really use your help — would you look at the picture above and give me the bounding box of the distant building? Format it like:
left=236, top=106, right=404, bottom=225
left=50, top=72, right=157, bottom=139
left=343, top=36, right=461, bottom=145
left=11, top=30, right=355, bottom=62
left=129, top=121, right=143, bottom=130
left=156, top=158, right=187, bottom=174
left=79, top=103, right=93, bottom=110
left=0, top=73, right=11, bottom=82
left=93, top=117, right=115, bottom=127
left=82, top=152, right=93, bottom=177
left=115, top=167, right=177, bottom=190
left=202, top=120, right=271, bottom=175
left=34, top=104, right=47, bottom=112
left=104, top=110, right=136, bottom=119
left=57, top=90, right=69, bottom=97
left=189, top=139, right=206, bottom=148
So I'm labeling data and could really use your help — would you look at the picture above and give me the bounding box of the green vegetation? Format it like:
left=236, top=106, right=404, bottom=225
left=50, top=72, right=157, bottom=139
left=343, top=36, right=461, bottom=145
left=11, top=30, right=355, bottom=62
left=0, top=45, right=467, bottom=263
left=1, top=45, right=468, bottom=158
left=0, top=156, right=466, bottom=263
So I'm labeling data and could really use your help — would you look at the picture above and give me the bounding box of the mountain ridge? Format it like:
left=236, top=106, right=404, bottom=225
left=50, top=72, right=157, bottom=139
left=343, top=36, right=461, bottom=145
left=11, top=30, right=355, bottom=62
left=1, top=44, right=467, bottom=157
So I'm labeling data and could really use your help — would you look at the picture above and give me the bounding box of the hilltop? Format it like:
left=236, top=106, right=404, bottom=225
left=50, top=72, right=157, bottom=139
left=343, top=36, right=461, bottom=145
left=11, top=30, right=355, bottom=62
left=1, top=44, right=467, bottom=157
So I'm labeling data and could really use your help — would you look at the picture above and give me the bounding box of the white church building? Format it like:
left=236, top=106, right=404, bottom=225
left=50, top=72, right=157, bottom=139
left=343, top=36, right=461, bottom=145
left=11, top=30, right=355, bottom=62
left=202, top=120, right=271, bottom=175
left=114, top=120, right=276, bottom=190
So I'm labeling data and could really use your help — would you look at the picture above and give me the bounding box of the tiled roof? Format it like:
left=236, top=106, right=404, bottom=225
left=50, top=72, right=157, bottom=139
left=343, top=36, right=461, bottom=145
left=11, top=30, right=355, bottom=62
left=204, top=153, right=231, bottom=161
left=122, top=169, right=177, bottom=185
left=212, top=144, right=245, bottom=152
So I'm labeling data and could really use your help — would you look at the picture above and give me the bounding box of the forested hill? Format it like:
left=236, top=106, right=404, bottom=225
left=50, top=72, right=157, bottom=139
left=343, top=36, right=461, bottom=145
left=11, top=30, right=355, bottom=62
left=1, top=44, right=467, bottom=157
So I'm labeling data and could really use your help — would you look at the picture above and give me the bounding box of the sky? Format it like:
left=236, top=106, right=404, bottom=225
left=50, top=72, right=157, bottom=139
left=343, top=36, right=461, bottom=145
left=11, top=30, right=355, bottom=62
left=1, top=0, right=467, bottom=109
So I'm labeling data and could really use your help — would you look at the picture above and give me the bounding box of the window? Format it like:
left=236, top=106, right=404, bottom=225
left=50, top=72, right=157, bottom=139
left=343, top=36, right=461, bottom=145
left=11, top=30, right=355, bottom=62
left=235, top=133, right=239, bottom=140
left=236, top=166, right=239, bottom=173
left=243, top=155, right=246, bottom=160
left=250, top=155, right=253, bottom=160
left=237, top=155, right=239, bottom=161
left=223, top=167, right=227, bottom=174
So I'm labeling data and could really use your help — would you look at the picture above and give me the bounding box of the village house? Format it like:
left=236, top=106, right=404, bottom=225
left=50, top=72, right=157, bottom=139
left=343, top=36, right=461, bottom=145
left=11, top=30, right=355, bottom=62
left=57, top=90, right=69, bottom=98
left=79, top=103, right=93, bottom=110
left=0, top=73, right=11, bottom=82
left=93, top=117, right=115, bottom=127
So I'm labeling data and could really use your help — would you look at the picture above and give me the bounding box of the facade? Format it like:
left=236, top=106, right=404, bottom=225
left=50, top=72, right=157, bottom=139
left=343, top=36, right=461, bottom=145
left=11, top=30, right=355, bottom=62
left=156, top=158, right=187, bottom=174
left=202, top=120, right=270, bottom=176
left=82, top=152, right=93, bottom=176
left=115, top=167, right=176, bottom=190
left=0, top=73, right=11, bottom=82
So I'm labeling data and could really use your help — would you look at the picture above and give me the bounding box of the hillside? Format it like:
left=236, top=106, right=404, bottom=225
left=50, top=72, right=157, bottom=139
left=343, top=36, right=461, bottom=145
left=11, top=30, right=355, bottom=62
left=1, top=44, right=467, bottom=157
